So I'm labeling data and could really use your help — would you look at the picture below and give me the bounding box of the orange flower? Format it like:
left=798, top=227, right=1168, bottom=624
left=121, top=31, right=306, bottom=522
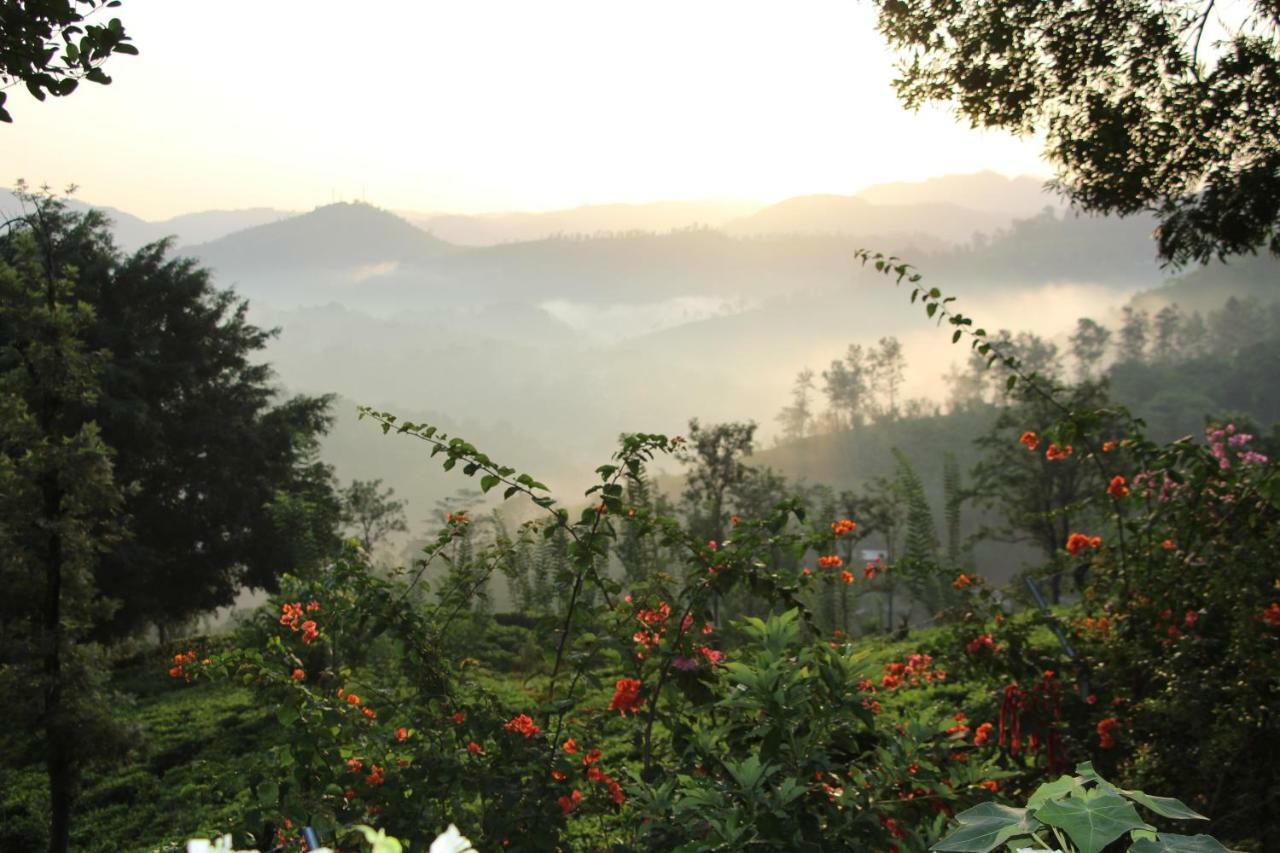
left=362, top=706, right=376, bottom=719
left=453, top=711, right=465, bottom=724
left=952, top=573, right=972, bottom=589
left=608, top=678, right=645, bottom=716
left=830, top=518, right=857, bottom=537
left=1045, top=443, right=1073, bottom=461
left=1161, top=539, right=1175, bottom=551
left=396, top=727, right=409, bottom=742
left=730, top=515, right=741, bottom=526
left=582, top=748, right=602, bottom=766
left=468, top=741, right=484, bottom=755
left=562, top=738, right=578, bottom=754
left=291, top=668, right=305, bottom=681
left=1107, top=475, right=1130, bottom=498
left=1018, top=431, right=1040, bottom=451
left=864, top=562, right=879, bottom=580
left=1102, top=440, right=1118, bottom=452
left=840, top=570, right=854, bottom=584
left=1097, top=716, right=1120, bottom=749
left=346, top=757, right=364, bottom=773
left=1263, top=603, right=1280, bottom=627
left=973, top=722, right=994, bottom=746
left=504, top=713, right=541, bottom=738
left=978, top=780, right=999, bottom=793
left=1066, top=532, right=1101, bottom=556
left=818, top=554, right=844, bottom=569
left=551, top=769, right=567, bottom=781
left=557, top=790, right=583, bottom=816
left=346, top=693, right=361, bottom=705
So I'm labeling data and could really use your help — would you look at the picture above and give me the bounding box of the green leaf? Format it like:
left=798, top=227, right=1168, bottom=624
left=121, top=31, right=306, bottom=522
left=1026, top=774, right=1083, bottom=810
left=256, top=781, right=279, bottom=807
left=1122, top=790, right=1207, bottom=821
left=480, top=474, right=500, bottom=493
left=931, top=803, right=1040, bottom=852
left=1037, top=790, right=1154, bottom=853
left=1130, top=834, right=1237, bottom=853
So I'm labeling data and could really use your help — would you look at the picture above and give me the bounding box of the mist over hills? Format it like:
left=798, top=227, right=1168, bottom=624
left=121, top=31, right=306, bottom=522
left=17, top=170, right=1272, bottom=549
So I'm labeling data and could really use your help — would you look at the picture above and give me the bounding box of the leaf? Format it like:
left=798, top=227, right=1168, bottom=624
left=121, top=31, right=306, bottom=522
left=1026, top=774, right=1084, bottom=810
left=1036, top=790, right=1154, bottom=853
left=479, top=474, right=500, bottom=493
left=1122, top=790, right=1207, bottom=821
left=256, top=781, right=279, bottom=807
left=1129, top=834, right=1237, bottom=853
left=931, top=803, right=1040, bottom=852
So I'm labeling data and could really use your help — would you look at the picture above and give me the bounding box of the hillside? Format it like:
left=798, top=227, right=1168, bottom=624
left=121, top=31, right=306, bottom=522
left=723, top=194, right=1008, bottom=245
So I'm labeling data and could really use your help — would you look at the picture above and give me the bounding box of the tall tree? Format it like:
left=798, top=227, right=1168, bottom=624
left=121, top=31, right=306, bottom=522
left=0, top=193, right=339, bottom=639
left=776, top=367, right=816, bottom=441
left=1151, top=304, right=1184, bottom=363
left=868, top=336, right=906, bottom=420
left=1069, top=318, right=1111, bottom=380
left=675, top=418, right=757, bottom=546
left=0, top=190, right=125, bottom=853
left=1118, top=306, right=1151, bottom=363
left=340, top=478, right=408, bottom=554
left=873, top=0, right=1280, bottom=265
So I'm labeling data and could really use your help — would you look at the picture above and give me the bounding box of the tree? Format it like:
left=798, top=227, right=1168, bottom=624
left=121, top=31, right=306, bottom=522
left=340, top=478, right=408, bottom=554
left=868, top=336, right=906, bottom=420
left=1151, top=304, right=1184, bottom=362
left=0, top=190, right=125, bottom=852
left=0, top=1, right=136, bottom=122
left=1069, top=318, right=1111, bottom=380
left=0, top=192, right=339, bottom=639
left=1118, top=306, right=1150, bottom=363
left=675, top=418, right=757, bottom=546
left=775, top=367, right=816, bottom=441
left=874, top=0, right=1280, bottom=265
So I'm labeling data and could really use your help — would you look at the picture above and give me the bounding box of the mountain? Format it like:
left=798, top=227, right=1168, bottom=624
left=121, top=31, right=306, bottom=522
left=855, top=171, right=1062, bottom=218
left=400, top=199, right=763, bottom=246
left=1128, top=252, right=1280, bottom=316
left=722, top=195, right=1009, bottom=245
left=187, top=202, right=460, bottom=275
left=156, top=208, right=296, bottom=247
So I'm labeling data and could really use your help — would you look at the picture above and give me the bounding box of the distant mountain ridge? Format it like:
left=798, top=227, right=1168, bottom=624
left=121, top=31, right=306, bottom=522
left=722, top=195, right=1010, bottom=246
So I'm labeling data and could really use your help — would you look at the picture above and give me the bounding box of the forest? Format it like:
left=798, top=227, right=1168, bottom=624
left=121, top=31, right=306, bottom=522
left=2, top=2, right=1279, bottom=852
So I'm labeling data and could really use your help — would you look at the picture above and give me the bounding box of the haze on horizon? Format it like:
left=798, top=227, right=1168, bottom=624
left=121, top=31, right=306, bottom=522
left=3, top=0, right=1051, bottom=220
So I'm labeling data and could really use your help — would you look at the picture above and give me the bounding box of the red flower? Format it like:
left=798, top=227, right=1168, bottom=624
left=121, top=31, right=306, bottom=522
left=557, top=790, right=583, bottom=816
left=562, top=738, right=578, bottom=754
left=978, top=780, right=999, bottom=793
left=1102, top=440, right=1118, bottom=452
left=291, top=668, right=305, bottom=681
left=1019, top=431, right=1040, bottom=451
left=952, top=573, right=972, bottom=589
left=818, top=554, right=844, bottom=569
left=864, top=562, right=879, bottom=580
left=973, top=722, right=994, bottom=746
left=467, top=741, right=483, bottom=755
left=1107, top=475, right=1130, bottom=498
left=1161, top=539, right=1175, bottom=551
left=362, top=706, right=376, bottom=719
left=1066, top=532, right=1101, bottom=556
left=504, top=713, right=541, bottom=738
left=1045, top=442, right=1073, bottom=460
left=840, top=570, right=854, bottom=584
left=396, top=727, right=409, bottom=742
left=1097, top=716, right=1120, bottom=749
left=831, top=518, right=857, bottom=537
left=1263, top=603, right=1280, bottom=627
left=582, top=748, right=602, bottom=766
left=346, top=693, right=361, bottom=706
left=608, top=678, right=645, bottom=716
left=453, top=711, right=465, bottom=724
left=300, top=620, right=319, bottom=644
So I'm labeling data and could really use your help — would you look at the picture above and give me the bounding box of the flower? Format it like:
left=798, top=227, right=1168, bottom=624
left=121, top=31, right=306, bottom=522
left=362, top=706, right=376, bottom=719
left=1018, top=431, right=1040, bottom=451
left=562, top=738, right=578, bottom=754
left=1066, top=532, right=1101, bottom=556
left=864, top=561, right=879, bottom=580
left=1097, top=716, right=1120, bottom=749
left=557, top=790, right=583, bottom=816
left=428, top=824, right=476, bottom=853
left=978, top=780, right=999, bottom=792
left=840, top=570, right=854, bottom=584
left=467, top=741, right=483, bottom=755
left=1263, top=603, right=1280, bottom=627
left=582, top=748, right=602, bottom=766
left=1107, top=475, right=1130, bottom=498
left=973, top=722, right=994, bottom=746
left=504, top=713, right=541, bottom=738
left=396, top=727, right=409, bottom=742
left=346, top=693, right=361, bottom=706
left=1161, top=539, right=1175, bottom=551
left=1045, top=442, right=1073, bottom=460
left=608, top=678, right=645, bottom=716
left=952, top=573, right=972, bottom=589
left=818, top=554, right=843, bottom=569
left=831, top=518, right=857, bottom=537
left=300, top=620, right=319, bottom=644
left=291, top=668, right=305, bottom=681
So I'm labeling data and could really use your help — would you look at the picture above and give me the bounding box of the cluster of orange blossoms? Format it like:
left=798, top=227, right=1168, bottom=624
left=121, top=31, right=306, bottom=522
left=973, top=722, right=994, bottom=746
left=608, top=678, right=644, bottom=716
left=1045, top=443, right=1073, bottom=461
left=167, top=650, right=202, bottom=681
left=817, top=554, right=843, bottom=569
left=504, top=713, right=541, bottom=738
left=830, top=518, right=857, bottom=537
left=1097, top=716, right=1120, bottom=749
left=952, top=573, right=973, bottom=590
left=1107, top=475, right=1130, bottom=498
left=446, top=511, right=469, bottom=525
left=1066, top=532, right=1103, bottom=556
left=1019, top=431, right=1040, bottom=451
left=1079, top=615, right=1112, bottom=637
left=864, top=560, right=881, bottom=580
left=557, top=790, right=583, bottom=816
left=840, top=570, right=855, bottom=584
left=965, top=633, right=1000, bottom=655
left=878, top=654, right=945, bottom=690
left=279, top=601, right=321, bottom=644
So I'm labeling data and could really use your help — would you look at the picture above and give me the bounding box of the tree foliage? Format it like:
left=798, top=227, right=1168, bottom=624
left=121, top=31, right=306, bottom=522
left=874, top=0, right=1280, bottom=265
left=0, top=1, right=135, bottom=122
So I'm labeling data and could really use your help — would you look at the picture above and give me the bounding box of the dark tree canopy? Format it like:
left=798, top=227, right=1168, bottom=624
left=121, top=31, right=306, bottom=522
left=874, top=0, right=1280, bottom=266
left=0, top=194, right=337, bottom=638
left=0, top=1, right=135, bottom=122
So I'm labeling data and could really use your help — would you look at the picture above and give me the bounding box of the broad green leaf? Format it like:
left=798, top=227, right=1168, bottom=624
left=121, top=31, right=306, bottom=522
left=1027, top=774, right=1084, bottom=810
left=1129, top=834, right=1237, bottom=853
left=1037, top=790, right=1153, bottom=853
left=1122, top=790, right=1207, bottom=821
left=931, top=803, right=1040, bottom=852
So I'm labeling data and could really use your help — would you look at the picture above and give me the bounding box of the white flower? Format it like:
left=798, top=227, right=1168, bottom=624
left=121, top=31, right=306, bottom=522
left=430, top=824, right=476, bottom=853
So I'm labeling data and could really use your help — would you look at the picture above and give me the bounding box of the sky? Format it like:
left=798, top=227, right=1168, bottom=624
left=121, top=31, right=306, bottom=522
left=3, top=0, right=1050, bottom=220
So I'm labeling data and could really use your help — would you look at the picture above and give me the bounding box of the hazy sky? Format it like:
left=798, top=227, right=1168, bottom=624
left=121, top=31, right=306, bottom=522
left=4, top=0, right=1050, bottom=220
